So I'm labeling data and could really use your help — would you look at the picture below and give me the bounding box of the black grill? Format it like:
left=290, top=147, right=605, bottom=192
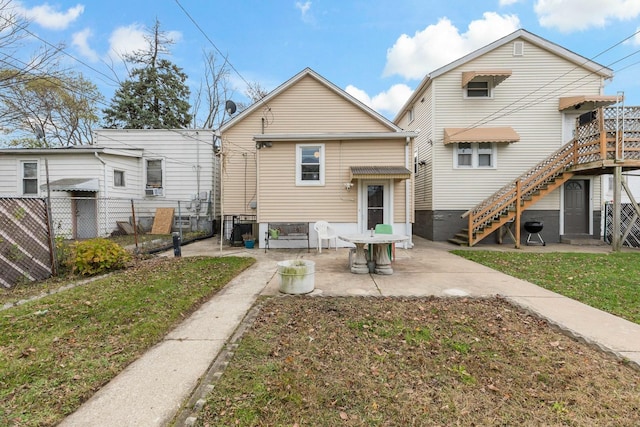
left=524, top=221, right=545, bottom=246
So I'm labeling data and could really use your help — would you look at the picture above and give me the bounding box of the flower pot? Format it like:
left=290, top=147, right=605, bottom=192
left=244, top=240, right=255, bottom=249
left=277, top=259, right=315, bottom=294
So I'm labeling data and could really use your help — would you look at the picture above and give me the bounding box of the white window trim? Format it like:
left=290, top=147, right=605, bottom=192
left=453, top=143, right=497, bottom=169
left=20, top=160, right=39, bottom=195
left=145, top=158, right=165, bottom=192
left=463, top=79, right=493, bottom=99
left=114, top=169, right=125, bottom=187
left=296, top=143, right=325, bottom=186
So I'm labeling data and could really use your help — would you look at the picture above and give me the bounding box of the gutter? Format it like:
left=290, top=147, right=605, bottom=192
left=404, top=136, right=414, bottom=248
left=94, top=152, right=108, bottom=237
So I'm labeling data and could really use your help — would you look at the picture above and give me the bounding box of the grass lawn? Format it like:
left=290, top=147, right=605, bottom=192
left=451, top=250, right=640, bottom=325
left=0, top=256, right=254, bottom=427
left=3, top=250, right=640, bottom=426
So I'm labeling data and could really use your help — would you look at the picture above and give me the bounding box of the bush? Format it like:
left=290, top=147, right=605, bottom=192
left=70, top=238, right=131, bottom=276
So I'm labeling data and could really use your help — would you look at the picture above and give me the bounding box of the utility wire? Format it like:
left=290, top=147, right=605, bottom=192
left=448, top=29, right=640, bottom=137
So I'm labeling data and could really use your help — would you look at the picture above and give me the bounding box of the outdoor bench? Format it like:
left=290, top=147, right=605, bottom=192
left=264, top=222, right=310, bottom=252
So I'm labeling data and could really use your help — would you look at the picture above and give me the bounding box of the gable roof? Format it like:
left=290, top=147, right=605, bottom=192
left=220, top=67, right=403, bottom=133
left=394, top=29, right=614, bottom=123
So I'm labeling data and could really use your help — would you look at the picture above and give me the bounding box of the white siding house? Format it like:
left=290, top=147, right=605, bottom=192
left=0, top=129, right=220, bottom=239
left=395, top=29, right=620, bottom=245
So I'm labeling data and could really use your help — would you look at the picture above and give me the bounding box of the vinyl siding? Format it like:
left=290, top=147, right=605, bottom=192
left=258, top=139, right=407, bottom=222
left=430, top=38, right=604, bottom=211
left=401, top=84, right=434, bottom=210
left=94, top=129, right=218, bottom=208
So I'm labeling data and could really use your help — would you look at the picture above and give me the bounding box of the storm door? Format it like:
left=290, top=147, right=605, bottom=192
left=74, top=195, right=98, bottom=239
left=563, top=180, right=589, bottom=235
left=361, top=181, right=390, bottom=232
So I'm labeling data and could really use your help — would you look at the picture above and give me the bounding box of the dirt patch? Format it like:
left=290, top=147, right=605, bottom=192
left=198, top=296, right=640, bottom=426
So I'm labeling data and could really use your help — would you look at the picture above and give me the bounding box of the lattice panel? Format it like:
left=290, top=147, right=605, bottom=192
left=604, top=202, right=640, bottom=247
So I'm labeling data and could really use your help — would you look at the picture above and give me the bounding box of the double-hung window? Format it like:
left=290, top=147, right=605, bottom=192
left=296, top=144, right=324, bottom=186
left=22, top=161, right=38, bottom=195
left=455, top=142, right=495, bottom=168
left=145, top=159, right=164, bottom=196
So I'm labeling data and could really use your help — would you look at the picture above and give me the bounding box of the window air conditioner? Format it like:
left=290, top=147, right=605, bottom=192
left=145, top=188, right=164, bottom=196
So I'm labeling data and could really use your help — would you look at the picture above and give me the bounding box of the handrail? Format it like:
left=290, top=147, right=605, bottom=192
left=462, top=106, right=640, bottom=246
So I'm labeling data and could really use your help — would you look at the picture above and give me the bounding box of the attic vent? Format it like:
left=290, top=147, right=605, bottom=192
left=513, top=41, right=524, bottom=57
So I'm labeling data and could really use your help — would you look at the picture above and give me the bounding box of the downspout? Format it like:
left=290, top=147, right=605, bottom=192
left=404, top=136, right=413, bottom=248
left=94, top=152, right=108, bottom=237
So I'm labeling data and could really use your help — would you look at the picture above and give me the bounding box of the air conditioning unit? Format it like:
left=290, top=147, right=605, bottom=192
left=145, top=188, right=164, bottom=196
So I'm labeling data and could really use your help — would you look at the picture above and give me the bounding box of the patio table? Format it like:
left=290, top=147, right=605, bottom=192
left=338, top=233, right=409, bottom=275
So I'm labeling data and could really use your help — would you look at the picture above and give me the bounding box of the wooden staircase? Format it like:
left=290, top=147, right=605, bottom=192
left=449, top=106, right=640, bottom=247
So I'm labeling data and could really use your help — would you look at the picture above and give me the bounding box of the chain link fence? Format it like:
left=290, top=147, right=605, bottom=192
left=1, top=195, right=216, bottom=288
left=603, top=201, right=640, bottom=247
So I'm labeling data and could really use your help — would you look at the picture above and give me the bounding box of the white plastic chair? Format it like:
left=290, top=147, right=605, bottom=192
left=314, top=221, right=337, bottom=253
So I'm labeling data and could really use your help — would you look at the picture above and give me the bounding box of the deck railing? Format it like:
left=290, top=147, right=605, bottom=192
left=463, top=106, right=640, bottom=246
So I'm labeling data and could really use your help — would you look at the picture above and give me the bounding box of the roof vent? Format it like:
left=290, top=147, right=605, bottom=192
left=513, top=41, right=524, bottom=57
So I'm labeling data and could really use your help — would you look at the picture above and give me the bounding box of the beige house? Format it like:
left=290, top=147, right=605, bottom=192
left=395, top=29, right=626, bottom=246
left=219, top=68, right=416, bottom=249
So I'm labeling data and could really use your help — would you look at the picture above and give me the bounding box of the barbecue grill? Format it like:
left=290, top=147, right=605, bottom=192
left=524, top=221, right=545, bottom=246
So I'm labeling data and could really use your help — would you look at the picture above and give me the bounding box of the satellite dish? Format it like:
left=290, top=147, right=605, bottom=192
left=225, top=100, right=237, bottom=115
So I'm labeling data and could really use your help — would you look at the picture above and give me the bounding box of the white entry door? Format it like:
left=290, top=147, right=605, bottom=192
left=360, top=180, right=391, bottom=232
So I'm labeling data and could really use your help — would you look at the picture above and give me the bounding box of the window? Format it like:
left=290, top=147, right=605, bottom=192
left=145, top=159, right=164, bottom=195
left=455, top=143, right=496, bottom=168
left=478, top=142, right=493, bottom=167
left=22, top=161, right=38, bottom=194
left=296, top=144, right=324, bottom=186
left=465, top=80, right=490, bottom=98
left=408, top=107, right=414, bottom=123
left=114, top=170, right=125, bottom=187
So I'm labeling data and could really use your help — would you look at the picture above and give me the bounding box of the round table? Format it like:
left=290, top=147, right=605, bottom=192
left=338, top=233, right=409, bottom=275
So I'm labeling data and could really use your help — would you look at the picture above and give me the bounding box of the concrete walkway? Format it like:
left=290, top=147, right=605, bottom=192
left=60, top=237, right=640, bottom=426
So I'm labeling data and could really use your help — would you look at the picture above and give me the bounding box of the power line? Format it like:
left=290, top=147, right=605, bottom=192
left=0, top=12, right=120, bottom=88
left=173, top=0, right=251, bottom=90
left=446, top=29, right=640, bottom=137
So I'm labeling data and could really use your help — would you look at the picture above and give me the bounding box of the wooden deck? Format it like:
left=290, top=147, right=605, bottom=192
left=451, top=106, right=640, bottom=247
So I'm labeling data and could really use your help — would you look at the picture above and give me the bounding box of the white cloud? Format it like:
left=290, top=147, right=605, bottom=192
left=17, top=2, right=84, bottom=30
left=295, top=1, right=313, bottom=23
left=535, top=0, right=640, bottom=32
left=383, top=12, right=520, bottom=80
left=499, top=0, right=522, bottom=5
left=346, top=83, right=413, bottom=116
left=633, top=28, right=640, bottom=45
left=72, top=28, right=99, bottom=62
left=108, top=24, right=147, bottom=60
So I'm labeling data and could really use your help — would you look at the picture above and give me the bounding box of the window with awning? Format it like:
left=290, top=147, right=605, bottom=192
left=443, top=127, right=520, bottom=145
left=461, top=70, right=512, bottom=88
left=558, top=95, right=621, bottom=112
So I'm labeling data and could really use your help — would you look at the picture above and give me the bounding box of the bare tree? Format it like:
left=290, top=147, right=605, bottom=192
left=190, top=50, right=236, bottom=129
left=0, top=0, right=62, bottom=92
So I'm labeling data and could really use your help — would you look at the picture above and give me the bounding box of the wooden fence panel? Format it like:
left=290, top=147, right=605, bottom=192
left=0, top=197, right=53, bottom=288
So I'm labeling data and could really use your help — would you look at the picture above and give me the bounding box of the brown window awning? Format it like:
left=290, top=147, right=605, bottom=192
left=350, top=166, right=411, bottom=180
left=443, top=127, right=520, bottom=145
left=558, top=95, right=621, bottom=111
left=461, top=70, right=512, bottom=88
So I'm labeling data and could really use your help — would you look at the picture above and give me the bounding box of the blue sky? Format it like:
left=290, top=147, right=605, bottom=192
left=9, top=0, right=640, bottom=123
